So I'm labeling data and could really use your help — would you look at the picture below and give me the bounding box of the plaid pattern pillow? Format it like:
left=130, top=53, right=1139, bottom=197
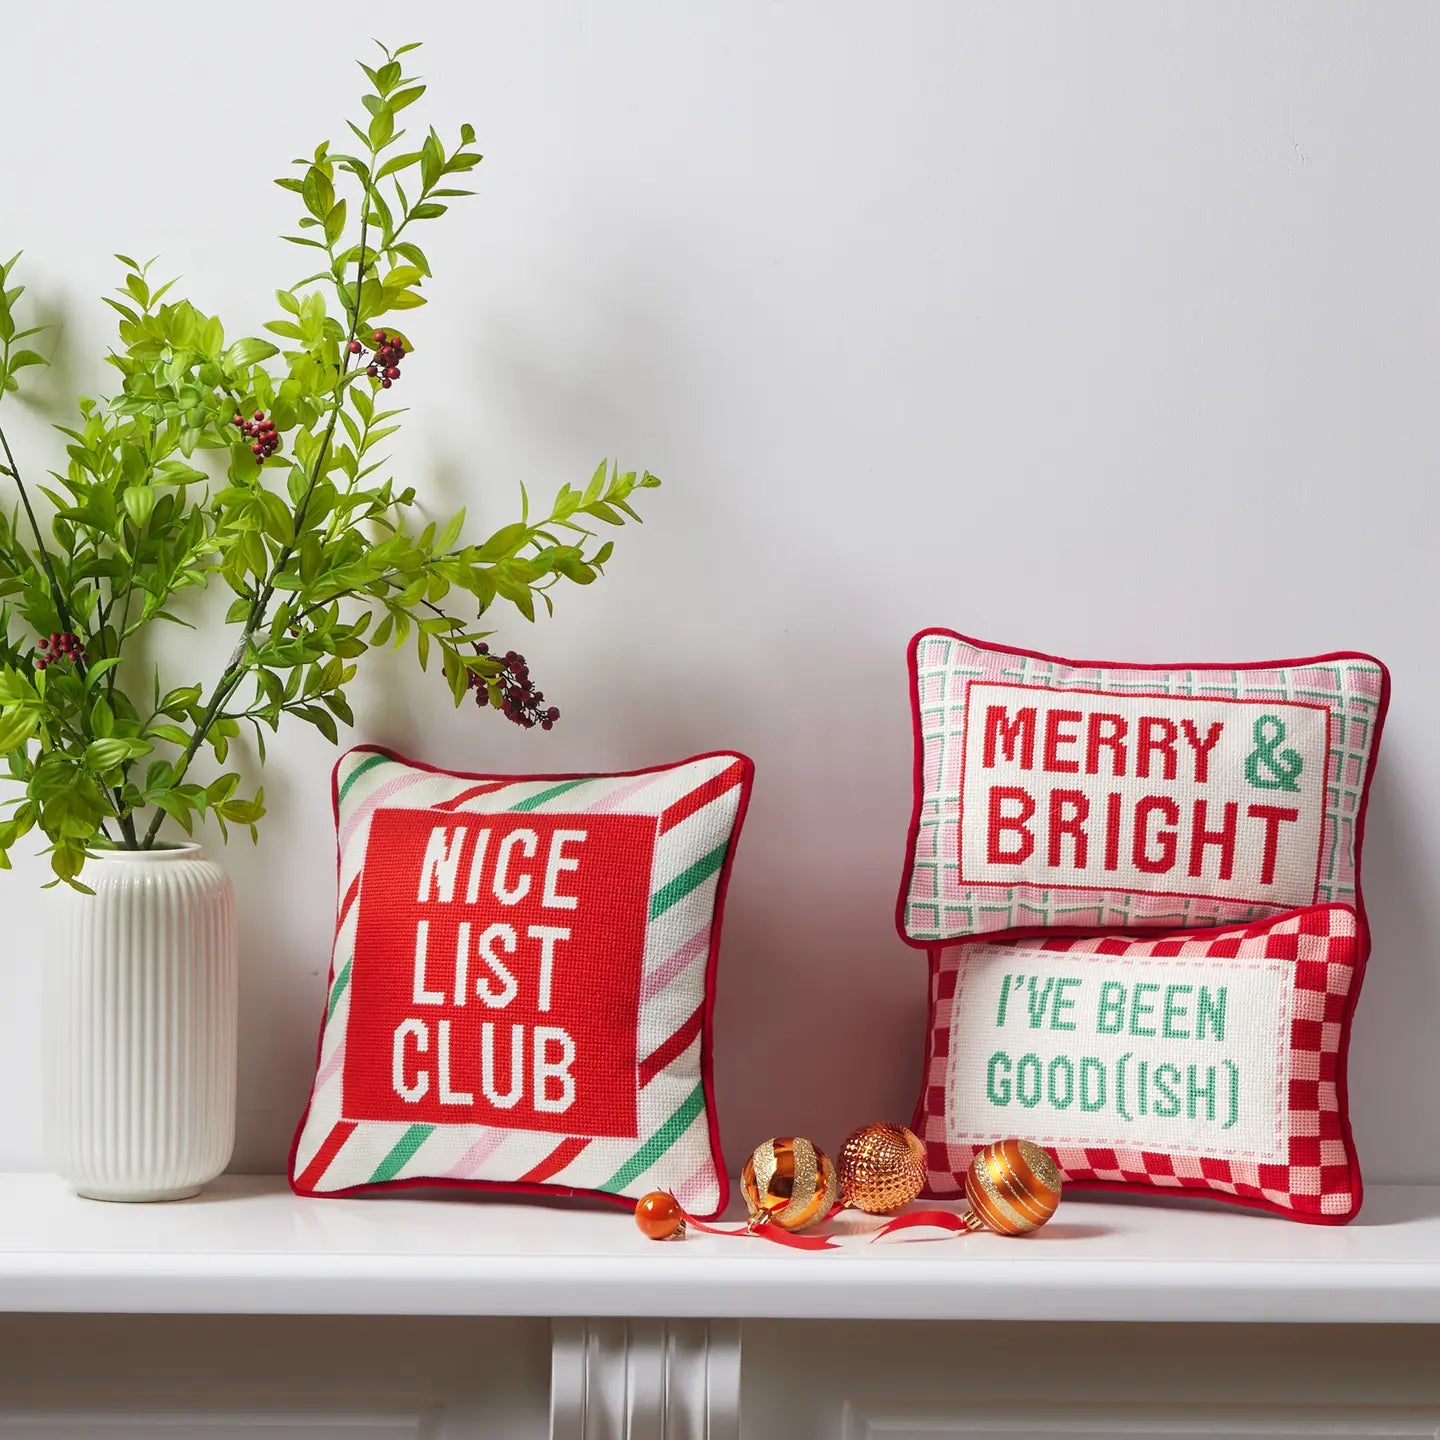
left=914, top=905, right=1365, bottom=1223
left=899, top=629, right=1389, bottom=945
left=289, top=745, right=753, bottom=1217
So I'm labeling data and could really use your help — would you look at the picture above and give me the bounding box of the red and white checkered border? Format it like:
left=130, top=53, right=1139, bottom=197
left=912, top=904, right=1367, bottom=1224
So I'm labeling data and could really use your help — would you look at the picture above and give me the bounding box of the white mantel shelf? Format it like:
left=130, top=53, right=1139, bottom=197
left=3, top=1174, right=1440, bottom=1324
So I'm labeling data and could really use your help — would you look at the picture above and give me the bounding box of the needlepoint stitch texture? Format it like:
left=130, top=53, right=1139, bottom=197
left=289, top=745, right=753, bottom=1217
left=899, top=629, right=1389, bottom=944
left=914, top=904, right=1366, bottom=1223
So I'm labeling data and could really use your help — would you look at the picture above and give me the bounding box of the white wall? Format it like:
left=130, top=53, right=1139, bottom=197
left=1, top=0, right=1436, bottom=1187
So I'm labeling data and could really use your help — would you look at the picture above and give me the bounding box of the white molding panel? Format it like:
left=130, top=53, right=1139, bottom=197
left=843, top=1410, right=1440, bottom=1439
left=0, top=1415, right=430, bottom=1439
left=550, top=1319, right=741, bottom=1440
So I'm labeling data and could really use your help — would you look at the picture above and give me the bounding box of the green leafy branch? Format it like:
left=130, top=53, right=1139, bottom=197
left=0, top=42, right=660, bottom=884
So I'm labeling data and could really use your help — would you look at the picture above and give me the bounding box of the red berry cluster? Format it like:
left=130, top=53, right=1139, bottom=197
left=232, top=410, right=280, bottom=463
left=469, top=644, right=561, bottom=730
left=349, top=330, right=406, bottom=389
left=34, top=631, right=87, bottom=671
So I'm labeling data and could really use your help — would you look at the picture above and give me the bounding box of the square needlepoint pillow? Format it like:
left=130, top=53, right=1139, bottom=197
left=915, top=904, right=1367, bottom=1223
left=899, top=629, right=1389, bottom=944
left=289, top=746, right=753, bottom=1217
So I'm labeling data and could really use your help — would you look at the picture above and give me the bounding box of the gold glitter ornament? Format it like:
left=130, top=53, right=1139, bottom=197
left=962, top=1139, right=1063, bottom=1235
left=837, top=1122, right=928, bottom=1214
left=740, top=1136, right=837, bottom=1232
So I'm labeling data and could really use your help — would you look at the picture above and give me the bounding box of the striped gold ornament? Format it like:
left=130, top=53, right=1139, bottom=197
left=961, top=1139, right=1062, bottom=1235
left=741, top=1136, right=837, bottom=1232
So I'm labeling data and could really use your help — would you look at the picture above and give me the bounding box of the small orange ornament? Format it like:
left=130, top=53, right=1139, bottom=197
left=837, top=1122, right=927, bottom=1214
left=962, top=1139, right=1062, bottom=1236
left=740, top=1137, right=837, bottom=1232
left=634, top=1190, right=687, bottom=1241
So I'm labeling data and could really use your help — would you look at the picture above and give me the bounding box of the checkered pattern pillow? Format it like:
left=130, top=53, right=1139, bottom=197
left=914, top=905, right=1365, bottom=1222
left=899, top=629, right=1389, bottom=944
left=289, top=746, right=753, bottom=1218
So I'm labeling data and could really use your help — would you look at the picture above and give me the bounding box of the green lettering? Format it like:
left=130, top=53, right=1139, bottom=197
left=1153, top=1062, right=1181, bottom=1117
left=996, top=974, right=1015, bottom=1028
left=1016, top=1053, right=1042, bottom=1108
left=1051, top=976, right=1080, bottom=1031
left=1129, top=981, right=1159, bottom=1037
left=1025, top=976, right=1055, bottom=1029
left=1096, top=981, right=1126, bottom=1035
left=1047, top=1054, right=1074, bottom=1109
left=1079, top=1056, right=1106, bottom=1111
left=1161, top=984, right=1192, bottom=1039
left=1196, top=986, right=1227, bottom=1042
left=1187, top=1063, right=1217, bottom=1122
left=986, top=1050, right=1012, bottom=1105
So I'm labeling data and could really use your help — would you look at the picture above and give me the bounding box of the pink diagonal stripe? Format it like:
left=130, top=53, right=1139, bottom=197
left=584, top=770, right=670, bottom=814
left=675, top=1157, right=719, bottom=1214
left=339, top=772, right=430, bottom=851
left=640, top=927, right=709, bottom=1001
left=440, top=1129, right=508, bottom=1179
left=314, top=1038, right=347, bottom=1095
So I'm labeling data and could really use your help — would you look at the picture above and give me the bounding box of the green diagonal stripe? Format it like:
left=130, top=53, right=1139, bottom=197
left=509, top=778, right=589, bottom=812
left=338, top=752, right=390, bottom=806
left=326, top=958, right=353, bottom=1020
left=649, top=841, right=729, bottom=919
left=600, top=1082, right=706, bottom=1194
left=369, top=1123, right=434, bottom=1184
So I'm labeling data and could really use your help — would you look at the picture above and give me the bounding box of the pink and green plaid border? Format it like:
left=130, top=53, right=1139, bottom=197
left=898, top=630, right=1389, bottom=944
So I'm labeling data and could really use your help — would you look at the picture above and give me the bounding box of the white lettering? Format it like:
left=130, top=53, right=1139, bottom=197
left=476, top=922, right=519, bottom=1008
left=411, top=920, right=445, bottom=1006
left=417, top=825, right=467, bottom=903
left=529, top=925, right=571, bottom=1012
left=494, top=829, right=538, bottom=905
left=392, top=1018, right=429, bottom=1102
left=542, top=829, right=587, bottom=910
left=533, top=1026, right=576, bottom=1112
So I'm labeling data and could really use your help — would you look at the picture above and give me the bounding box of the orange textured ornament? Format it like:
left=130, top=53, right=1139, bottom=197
left=741, top=1137, right=837, bottom=1232
left=962, top=1139, right=1063, bottom=1235
left=634, top=1190, right=687, bottom=1241
left=837, top=1122, right=928, bottom=1214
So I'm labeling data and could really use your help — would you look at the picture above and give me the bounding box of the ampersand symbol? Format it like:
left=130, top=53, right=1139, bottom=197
left=1244, top=714, right=1304, bottom=793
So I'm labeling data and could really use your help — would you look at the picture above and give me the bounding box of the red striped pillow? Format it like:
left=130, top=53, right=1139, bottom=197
left=289, top=745, right=753, bottom=1216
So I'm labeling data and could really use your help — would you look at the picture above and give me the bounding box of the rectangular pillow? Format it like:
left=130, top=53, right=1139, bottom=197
left=913, top=904, right=1365, bottom=1222
left=289, top=745, right=753, bottom=1217
left=899, top=629, right=1389, bottom=944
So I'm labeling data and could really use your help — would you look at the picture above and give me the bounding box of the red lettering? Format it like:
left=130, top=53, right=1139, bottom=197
left=1187, top=798, right=1238, bottom=880
left=1136, top=717, right=1178, bottom=780
left=1047, top=789, right=1089, bottom=870
left=1085, top=712, right=1128, bottom=778
left=1103, top=791, right=1122, bottom=871
left=1248, top=804, right=1300, bottom=886
left=1042, top=708, right=1083, bottom=774
left=983, top=706, right=1037, bottom=770
left=1179, top=720, right=1224, bottom=783
left=1132, top=795, right=1179, bottom=874
left=987, top=786, right=1036, bottom=864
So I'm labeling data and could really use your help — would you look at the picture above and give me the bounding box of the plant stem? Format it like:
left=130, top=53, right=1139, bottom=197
left=0, top=421, right=139, bottom=844
left=140, top=203, right=374, bottom=848
left=0, top=422, right=72, bottom=634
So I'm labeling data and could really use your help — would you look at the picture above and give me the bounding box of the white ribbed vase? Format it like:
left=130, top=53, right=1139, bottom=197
left=42, top=845, right=237, bottom=1202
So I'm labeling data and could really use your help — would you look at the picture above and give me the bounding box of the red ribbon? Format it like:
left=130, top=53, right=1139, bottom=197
left=869, top=1208, right=970, bottom=1243
left=669, top=1205, right=840, bottom=1250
